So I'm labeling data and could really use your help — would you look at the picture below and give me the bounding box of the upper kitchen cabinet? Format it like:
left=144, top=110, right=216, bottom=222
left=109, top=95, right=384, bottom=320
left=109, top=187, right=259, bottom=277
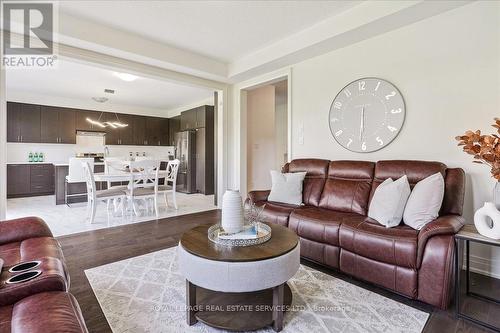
left=180, top=105, right=214, bottom=130
left=146, top=117, right=169, bottom=146
left=133, top=116, right=147, bottom=145
left=180, top=108, right=197, bottom=130
left=117, top=114, right=136, bottom=145
left=7, top=102, right=41, bottom=143
left=168, top=116, right=181, bottom=146
left=41, top=106, right=76, bottom=144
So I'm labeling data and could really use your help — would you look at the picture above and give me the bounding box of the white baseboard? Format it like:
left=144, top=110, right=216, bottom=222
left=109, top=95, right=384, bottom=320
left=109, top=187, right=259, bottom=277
left=462, top=254, right=500, bottom=279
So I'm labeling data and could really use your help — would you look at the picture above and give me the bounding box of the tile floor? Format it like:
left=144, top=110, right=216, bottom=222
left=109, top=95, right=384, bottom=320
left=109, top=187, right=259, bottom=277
left=6, top=193, right=217, bottom=237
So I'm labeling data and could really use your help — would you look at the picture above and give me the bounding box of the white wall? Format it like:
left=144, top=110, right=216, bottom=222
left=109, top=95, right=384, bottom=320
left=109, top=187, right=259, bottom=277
left=246, top=85, right=276, bottom=191
left=274, top=80, right=288, bottom=169
left=230, top=2, right=500, bottom=277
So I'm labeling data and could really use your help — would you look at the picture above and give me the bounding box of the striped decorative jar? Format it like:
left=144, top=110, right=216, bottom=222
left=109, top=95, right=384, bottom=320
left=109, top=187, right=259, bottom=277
left=221, top=190, right=245, bottom=234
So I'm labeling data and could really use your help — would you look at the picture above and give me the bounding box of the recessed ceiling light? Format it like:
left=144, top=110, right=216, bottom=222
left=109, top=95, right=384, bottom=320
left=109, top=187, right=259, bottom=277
left=114, top=72, right=138, bottom=82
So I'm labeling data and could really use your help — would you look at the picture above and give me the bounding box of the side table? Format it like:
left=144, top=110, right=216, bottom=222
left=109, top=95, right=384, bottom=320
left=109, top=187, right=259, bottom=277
left=455, top=224, right=500, bottom=331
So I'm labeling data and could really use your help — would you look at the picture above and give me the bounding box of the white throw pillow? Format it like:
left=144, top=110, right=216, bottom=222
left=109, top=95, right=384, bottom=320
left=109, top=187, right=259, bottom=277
left=368, top=176, right=411, bottom=228
left=268, top=171, right=307, bottom=205
left=403, top=172, right=445, bottom=230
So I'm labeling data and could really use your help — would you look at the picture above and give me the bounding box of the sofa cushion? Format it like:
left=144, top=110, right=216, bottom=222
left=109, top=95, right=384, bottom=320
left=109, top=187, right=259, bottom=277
left=0, top=237, right=64, bottom=267
left=339, top=218, right=418, bottom=268
left=7, top=292, right=88, bottom=333
left=289, top=207, right=365, bottom=246
left=284, top=159, right=330, bottom=207
left=318, top=161, right=375, bottom=215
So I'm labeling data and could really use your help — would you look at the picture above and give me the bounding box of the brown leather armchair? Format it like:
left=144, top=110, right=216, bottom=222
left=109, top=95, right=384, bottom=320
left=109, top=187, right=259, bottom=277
left=246, top=159, right=465, bottom=309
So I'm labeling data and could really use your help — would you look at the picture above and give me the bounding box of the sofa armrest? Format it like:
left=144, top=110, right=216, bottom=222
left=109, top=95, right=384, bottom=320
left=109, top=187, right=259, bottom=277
left=0, top=217, right=53, bottom=245
left=417, top=215, right=464, bottom=267
left=247, top=190, right=271, bottom=204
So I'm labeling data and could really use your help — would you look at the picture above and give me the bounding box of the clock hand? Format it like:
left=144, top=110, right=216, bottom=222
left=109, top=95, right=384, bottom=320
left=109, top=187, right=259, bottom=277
left=359, top=106, right=364, bottom=141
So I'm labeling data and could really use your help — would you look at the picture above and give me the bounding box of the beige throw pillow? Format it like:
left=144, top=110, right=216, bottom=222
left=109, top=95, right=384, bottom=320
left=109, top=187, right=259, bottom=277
left=403, top=172, right=445, bottom=230
left=368, top=176, right=411, bottom=228
left=268, top=171, right=307, bottom=205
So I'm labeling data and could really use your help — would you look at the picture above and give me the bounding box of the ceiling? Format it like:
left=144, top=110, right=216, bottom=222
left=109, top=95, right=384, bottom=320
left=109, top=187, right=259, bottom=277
left=6, top=59, right=214, bottom=110
left=59, top=1, right=359, bottom=63
left=55, top=1, right=470, bottom=82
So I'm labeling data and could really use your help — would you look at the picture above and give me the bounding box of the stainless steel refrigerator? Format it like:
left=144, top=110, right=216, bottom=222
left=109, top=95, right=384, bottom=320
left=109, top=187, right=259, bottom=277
left=175, top=131, right=196, bottom=193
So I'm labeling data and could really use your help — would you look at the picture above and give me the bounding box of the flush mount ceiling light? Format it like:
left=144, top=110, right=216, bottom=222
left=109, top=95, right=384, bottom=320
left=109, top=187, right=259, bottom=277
left=92, top=97, right=109, bottom=103
left=113, top=72, right=138, bottom=82
left=86, top=112, right=128, bottom=129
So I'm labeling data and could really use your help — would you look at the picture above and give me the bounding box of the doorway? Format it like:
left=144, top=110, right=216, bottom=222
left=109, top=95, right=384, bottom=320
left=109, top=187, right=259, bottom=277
left=245, top=79, right=288, bottom=192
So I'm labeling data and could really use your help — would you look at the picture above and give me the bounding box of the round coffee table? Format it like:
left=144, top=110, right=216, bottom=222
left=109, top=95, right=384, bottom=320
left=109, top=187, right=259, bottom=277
left=178, top=222, right=300, bottom=332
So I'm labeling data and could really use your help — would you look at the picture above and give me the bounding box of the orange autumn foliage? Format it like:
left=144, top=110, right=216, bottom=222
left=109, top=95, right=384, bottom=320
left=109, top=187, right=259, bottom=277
left=456, top=118, right=500, bottom=180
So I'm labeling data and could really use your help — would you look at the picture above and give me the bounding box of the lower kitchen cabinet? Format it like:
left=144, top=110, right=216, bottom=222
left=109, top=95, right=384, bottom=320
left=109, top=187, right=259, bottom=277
left=7, top=164, right=55, bottom=198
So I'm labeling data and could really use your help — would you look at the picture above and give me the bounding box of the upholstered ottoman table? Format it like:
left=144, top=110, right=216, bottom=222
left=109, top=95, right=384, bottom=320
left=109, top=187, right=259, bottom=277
left=178, top=223, right=300, bottom=332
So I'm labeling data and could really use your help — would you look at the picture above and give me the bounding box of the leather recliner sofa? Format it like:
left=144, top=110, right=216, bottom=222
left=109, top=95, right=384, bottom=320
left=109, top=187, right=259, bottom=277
left=0, top=217, right=88, bottom=332
left=247, top=159, right=465, bottom=309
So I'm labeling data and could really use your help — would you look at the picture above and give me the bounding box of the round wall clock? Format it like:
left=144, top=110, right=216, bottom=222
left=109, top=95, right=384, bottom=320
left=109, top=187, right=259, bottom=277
left=328, top=77, right=405, bottom=153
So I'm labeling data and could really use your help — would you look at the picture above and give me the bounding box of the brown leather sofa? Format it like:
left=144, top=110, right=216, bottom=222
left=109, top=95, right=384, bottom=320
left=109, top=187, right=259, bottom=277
left=0, top=217, right=88, bottom=332
left=247, top=159, right=465, bottom=309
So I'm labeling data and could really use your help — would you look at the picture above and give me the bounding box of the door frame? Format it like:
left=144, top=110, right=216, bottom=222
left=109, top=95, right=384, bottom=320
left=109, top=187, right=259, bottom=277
left=233, top=68, right=292, bottom=197
left=0, top=42, right=229, bottom=219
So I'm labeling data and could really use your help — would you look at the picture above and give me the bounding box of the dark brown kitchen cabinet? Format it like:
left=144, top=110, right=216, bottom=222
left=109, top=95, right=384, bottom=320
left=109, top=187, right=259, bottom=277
left=7, top=102, right=20, bottom=142
left=146, top=117, right=169, bottom=146
left=159, top=118, right=170, bottom=146
left=41, top=106, right=76, bottom=144
left=7, top=164, right=54, bottom=198
left=7, top=164, right=30, bottom=196
left=180, top=105, right=212, bottom=130
left=58, top=108, right=76, bottom=143
left=194, top=108, right=215, bottom=195
left=180, top=109, right=197, bottom=130
left=133, top=116, right=147, bottom=145
left=117, top=114, right=136, bottom=145
left=169, top=116, right=181, bottom=146
left=196, top=106, right=206, bottom=128
left=7, top=102, right=41, bottom=143
left=103, top=113, right=120, bottom=145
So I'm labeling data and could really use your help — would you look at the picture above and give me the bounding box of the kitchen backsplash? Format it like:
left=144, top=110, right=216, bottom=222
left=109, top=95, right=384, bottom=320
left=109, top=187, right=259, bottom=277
left=7, top=143, right=175, bottom=163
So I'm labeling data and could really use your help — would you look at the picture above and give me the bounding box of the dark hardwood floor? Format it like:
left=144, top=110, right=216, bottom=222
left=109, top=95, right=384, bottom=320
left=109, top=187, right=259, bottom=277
left=57, top=210, right=500, bottom=333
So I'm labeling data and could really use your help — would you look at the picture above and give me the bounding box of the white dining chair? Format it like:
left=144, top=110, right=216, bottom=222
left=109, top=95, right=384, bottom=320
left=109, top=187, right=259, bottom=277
left=83, top=162, right=126, bottom=224
left=157, top=159, right=180, bottom=209
left=126, top=159, right=160, bottom=217
left=104, top=157, right=129, bottom=211
left=66, top=158, right=94, bottom=206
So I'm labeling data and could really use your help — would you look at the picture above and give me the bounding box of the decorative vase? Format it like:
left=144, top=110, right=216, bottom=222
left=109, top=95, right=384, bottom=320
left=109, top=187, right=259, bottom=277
left=221, top=190, right=244, bottom=233
left=494, top=182, right=500, bottom=210
left=474, top=202, right=500, bottom=240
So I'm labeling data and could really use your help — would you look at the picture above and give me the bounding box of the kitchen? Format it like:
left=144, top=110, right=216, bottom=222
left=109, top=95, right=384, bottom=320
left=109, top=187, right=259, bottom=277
left=5, top=60, right=217, bottom=236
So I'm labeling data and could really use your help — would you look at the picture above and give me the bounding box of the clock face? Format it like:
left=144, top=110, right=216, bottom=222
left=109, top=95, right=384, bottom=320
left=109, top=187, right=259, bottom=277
left=329, top=78, right=405, bottom=153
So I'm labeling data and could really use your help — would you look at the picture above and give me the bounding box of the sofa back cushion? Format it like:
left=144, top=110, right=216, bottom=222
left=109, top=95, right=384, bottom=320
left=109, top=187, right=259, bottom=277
left=441, top=168, right=465, bottom=216
left=318, top=161, right=375, bottom=215
left=284, top=159, right=330, bottom=206
left=370, top=160, right=447, bottom=209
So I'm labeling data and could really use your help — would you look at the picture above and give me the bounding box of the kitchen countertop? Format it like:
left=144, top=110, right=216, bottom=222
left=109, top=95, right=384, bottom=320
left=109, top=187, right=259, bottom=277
left=7, top=162, right=105, bottom=166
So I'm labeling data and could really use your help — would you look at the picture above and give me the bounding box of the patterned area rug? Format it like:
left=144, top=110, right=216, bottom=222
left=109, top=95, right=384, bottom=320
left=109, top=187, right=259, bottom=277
left=85, top=247, right=429, bottom=333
